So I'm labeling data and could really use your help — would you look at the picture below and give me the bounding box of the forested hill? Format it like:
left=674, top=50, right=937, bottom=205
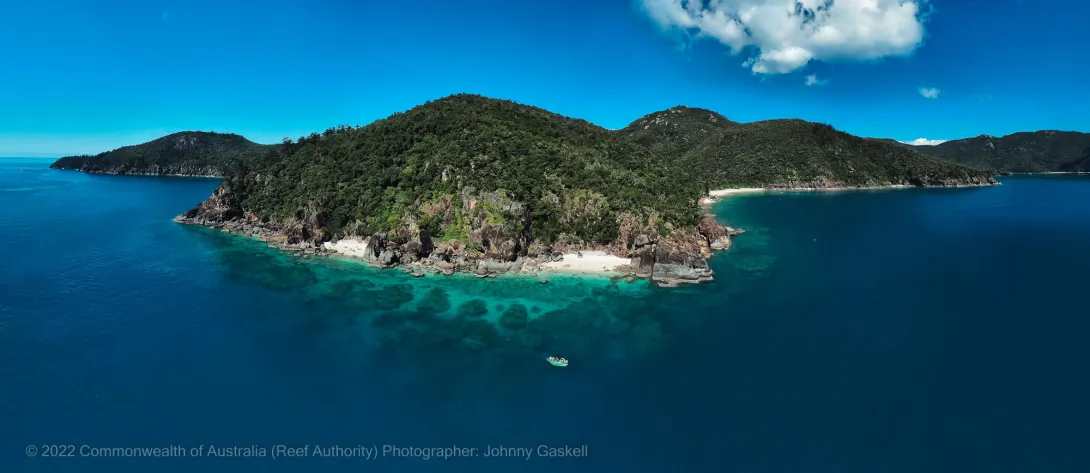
left=182, top=94, right=711, bottom=261
left=236, top=93, right=703, bottom=238
left=49, top=132, right=274, bottom=176
left=620, top=107, right=996, bottom=190
left=911, top=131, right=1090, bottom=173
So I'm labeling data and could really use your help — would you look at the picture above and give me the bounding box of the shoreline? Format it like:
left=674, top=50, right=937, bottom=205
left=323, top=239, right=632, bottom=278
left=539, top=251, right=632, bottom=274
left=700, top=182, right=996, bottom=205
left=329, top=252, right=631, bottom=283
left=50, top=168, right=223, bottom=178
left=175, top=187, right=741, bottom=288
left=180, top=220, right=664, bottom=284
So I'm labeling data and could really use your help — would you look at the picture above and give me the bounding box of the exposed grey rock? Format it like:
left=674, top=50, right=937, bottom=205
left=651, top=262, right=713, bottom=285
left=476, top=260, right=519, bottom=274
left=377, top=248, right=401, bottom=267
left=634, top=252, right=655, bottom=278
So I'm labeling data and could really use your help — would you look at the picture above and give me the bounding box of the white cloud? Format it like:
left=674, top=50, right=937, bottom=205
left=918, top=87, right=940, bottom=99
left=641, top=0, right=929, bottom=74
left=900, top=138, right=947, bottom=146
left=804, top=74, right=827, bottom=86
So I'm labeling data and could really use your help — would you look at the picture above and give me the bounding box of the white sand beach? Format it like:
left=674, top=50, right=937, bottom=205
left=700, top=185, right=912, bottom=204
left=540, top=251, right=631, bottom=274
left=700, top=188, right=768, bottom=203
left=322, top=238, right=371, bottom=257
left=322, top=240, right=628, bottom=275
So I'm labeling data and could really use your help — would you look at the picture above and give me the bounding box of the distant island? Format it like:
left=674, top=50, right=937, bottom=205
left=49, top=132, right=274, bottom=177
left=911, top=131, right=1090, bottom=174
left=52, top=94, right=1000, bottom=286
left=622, top=106, right=996, bottom=190
left=871, top=131, right=1090, bottom=174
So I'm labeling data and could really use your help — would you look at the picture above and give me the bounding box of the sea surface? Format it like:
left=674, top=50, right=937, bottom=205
left=2, top=157, right=1089, bottom=473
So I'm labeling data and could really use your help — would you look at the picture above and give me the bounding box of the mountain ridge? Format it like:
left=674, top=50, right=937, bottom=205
left=620, top=107, right=996, bottom=190
left=877, top=130, right=1090, bottom=173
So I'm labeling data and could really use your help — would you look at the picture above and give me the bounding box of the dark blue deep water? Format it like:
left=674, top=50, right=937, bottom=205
left=3, top=158, right=1089, bottom=473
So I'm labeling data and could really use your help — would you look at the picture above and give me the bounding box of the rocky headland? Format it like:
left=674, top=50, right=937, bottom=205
left=174, top=183, right=744, bottom=287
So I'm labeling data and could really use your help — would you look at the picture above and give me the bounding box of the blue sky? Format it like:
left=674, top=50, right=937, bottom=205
left=1, top=0, right=1087, bottom=157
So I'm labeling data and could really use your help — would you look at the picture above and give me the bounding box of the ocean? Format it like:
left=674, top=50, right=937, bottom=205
left=2, top=157, right=1089, bottom=473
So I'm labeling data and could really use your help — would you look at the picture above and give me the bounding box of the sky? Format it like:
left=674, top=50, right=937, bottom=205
left=1, top=0, right=1088, bottom=157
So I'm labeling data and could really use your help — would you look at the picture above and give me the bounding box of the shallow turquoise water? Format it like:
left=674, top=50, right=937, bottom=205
left=3, top=159, right=1089, bottom=472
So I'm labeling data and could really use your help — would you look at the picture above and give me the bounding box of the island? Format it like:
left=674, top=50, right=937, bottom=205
left=622, top=106, right=998, bottom=190
left=49, top=131, right=274, bottom=177
left=883, top=131, right=1090, bottom=174
left=163, top=94, right=995, bottom=286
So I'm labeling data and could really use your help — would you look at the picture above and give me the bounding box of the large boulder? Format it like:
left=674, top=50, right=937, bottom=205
left=476, top=259, right=522, bottom=275
left=698, top=216, right=731, bottom=250
left=633, top=250, right=656, bottom=278
left=644, top=229, right=716, bottom=286
left=377, top=248, right=401, bottom=267
left=651, top=258, right=713, bottom=286
left=402, top=229, right=435, bottom=263
left=468, top=224, right=525, bottom=261
left=354, top=233, right=386, bottom=264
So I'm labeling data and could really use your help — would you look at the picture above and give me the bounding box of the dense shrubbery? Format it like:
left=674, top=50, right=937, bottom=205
left=231, top=94, right=704, bottom=244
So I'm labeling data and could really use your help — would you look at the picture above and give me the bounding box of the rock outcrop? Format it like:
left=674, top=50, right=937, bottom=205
left=175, top=184, right=244, bottom=223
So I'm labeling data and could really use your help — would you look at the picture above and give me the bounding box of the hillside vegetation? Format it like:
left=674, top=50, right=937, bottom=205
left=913, top=131, right=1090, bottom=173
left=621, top=107, right=996, bottom=189
left=50, top=132, right=274, bottom=176
left=223, top=95, right=704, bottom=247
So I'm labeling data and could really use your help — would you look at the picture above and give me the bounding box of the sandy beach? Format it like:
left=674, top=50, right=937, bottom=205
left=322, top=238, right=371, bottom=257
left=539, top=251, right=631, bottom=274
left=322, top=239, right=630, bottom=275
left=700, top=185, right=912, bottom=204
